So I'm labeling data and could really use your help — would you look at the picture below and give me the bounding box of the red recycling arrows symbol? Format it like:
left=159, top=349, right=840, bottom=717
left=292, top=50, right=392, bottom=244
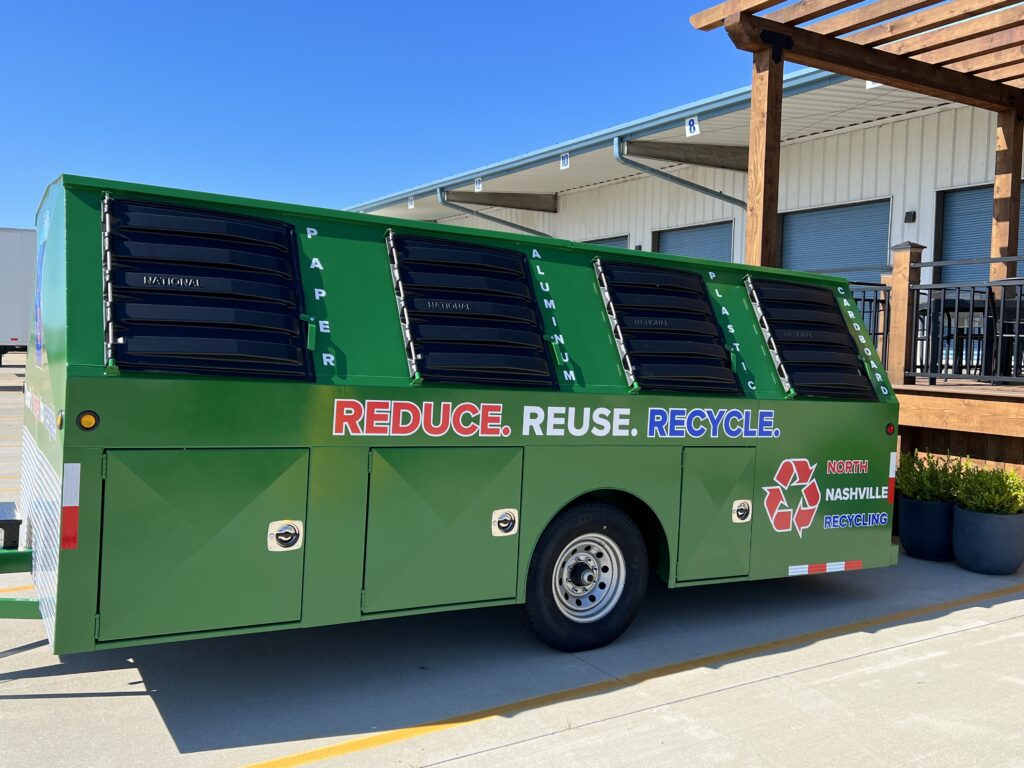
left=763, top=458, right=819, bottom=537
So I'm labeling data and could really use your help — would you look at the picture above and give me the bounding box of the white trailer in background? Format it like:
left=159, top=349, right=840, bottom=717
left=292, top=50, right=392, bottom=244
left=0, top=227, right=34, bottom=365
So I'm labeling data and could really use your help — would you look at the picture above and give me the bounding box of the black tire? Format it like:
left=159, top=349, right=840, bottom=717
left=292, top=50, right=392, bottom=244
left=523, top=502, right=648, bottom=652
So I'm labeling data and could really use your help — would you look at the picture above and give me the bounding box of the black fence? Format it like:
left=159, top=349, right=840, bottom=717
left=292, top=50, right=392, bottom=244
left=910, top=278, right=1024, bottom=384
left=906, top=254, right=1024, bottom=385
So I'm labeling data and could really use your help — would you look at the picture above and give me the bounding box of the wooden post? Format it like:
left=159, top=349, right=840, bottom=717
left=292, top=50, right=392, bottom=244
left=744, top=47, right=783, bottom=267
left=887, top=242, right=925, bottom=387
left=990, top=108, right=1023, bottom=281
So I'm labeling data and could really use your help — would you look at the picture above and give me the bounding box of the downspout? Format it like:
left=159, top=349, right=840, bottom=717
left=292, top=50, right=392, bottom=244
left=435, top=189, right=551, bottom=238
left=612, top=137, right=745, bottom=209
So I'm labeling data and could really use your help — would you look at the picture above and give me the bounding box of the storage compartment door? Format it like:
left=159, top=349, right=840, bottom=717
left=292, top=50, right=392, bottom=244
left=676, top=447, right=755, bottom=581
left=363, top=447, right=522, bottom=613
left=98, top=449, right=309, bottom=641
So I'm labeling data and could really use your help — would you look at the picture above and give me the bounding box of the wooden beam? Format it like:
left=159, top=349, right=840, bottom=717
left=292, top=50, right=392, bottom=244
left=896, top=389, right=1024, bottom=438
left=743, top=47, right=783, bottom=268
left=843, top=0, right=1019, bottom=47
left=879, top=6, right=1024, bottom=57
left=1004, top=76, right=1024, bottom=86
left=949, top=44, right=1024, bottom=73
left=886, top=242, right=924, bottom=386
left=764, top=0, right=862, bottom=26
left=807, top=0, right=942, bottom=38
left=990, top=109, right=1022, bottom=281
left=915, top=25, right=1024, bottom=65
left=443, top=191, right=558, bottom=213
left=983, top=61, right=1024, bottom=81
left=691, top=1, right=784, bottom=31
left=725, top=13, right=1023, bottom=110
left=623, top=140, right=749, bottom=171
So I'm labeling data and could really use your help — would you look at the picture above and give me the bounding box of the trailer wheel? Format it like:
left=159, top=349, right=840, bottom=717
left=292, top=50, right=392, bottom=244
left=523, top=502, right=647, bottom=652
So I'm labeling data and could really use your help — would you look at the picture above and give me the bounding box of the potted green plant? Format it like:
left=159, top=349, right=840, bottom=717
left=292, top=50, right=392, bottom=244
left=896, top=453, right=963, bottom=561
left=953, top=465, right=1024, bottom=575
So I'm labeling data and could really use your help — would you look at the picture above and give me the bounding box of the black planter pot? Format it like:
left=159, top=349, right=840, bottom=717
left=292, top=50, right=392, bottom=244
left=953, top=505, right=1024, bottom=576
left=898, top=496, right=954, bottom=561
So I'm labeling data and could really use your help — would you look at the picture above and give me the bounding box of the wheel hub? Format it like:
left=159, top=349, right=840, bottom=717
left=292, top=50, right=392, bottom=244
left=569, top=561, right=596, bottom=587
left=563, top=554, right=599, bottom=596
left=551, top=532, right=626, bottom=623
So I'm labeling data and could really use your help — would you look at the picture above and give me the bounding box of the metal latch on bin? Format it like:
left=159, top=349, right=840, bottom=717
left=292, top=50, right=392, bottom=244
left=267, top=520, right=305, bottom=551
left=491, top=509, right=519, bottom=537
left=732, top=500, right=752, bottom=524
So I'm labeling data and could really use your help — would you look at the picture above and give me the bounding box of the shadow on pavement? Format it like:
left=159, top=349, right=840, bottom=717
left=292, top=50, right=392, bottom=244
left=1, top=557, right=1021, bottom=755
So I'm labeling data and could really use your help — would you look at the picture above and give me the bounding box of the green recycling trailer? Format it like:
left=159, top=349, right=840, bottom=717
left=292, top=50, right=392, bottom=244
left=0, top=175, right=898, bottom=653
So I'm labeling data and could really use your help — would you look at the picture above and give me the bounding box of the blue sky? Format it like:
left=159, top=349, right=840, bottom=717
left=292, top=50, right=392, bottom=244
left=1, top=1, right=756, bottom=227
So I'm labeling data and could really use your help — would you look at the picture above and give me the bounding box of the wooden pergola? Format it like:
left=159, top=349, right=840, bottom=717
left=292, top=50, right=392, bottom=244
left=691, top=1, right=1024, bottom=282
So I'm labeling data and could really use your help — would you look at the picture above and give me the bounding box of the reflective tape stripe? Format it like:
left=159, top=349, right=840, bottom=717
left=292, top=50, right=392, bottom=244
left=60, top=506, right=79, bottom=550
left=888, top=452, right=897, bottom=505
left=789, top=559, right=863, bottom=576
left=60, top=464, right=81, bottom=551
left=61, top=464, right=80, bottom=507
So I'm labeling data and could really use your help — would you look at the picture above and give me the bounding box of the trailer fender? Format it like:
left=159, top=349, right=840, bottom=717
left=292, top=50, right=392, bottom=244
left=517, top=445, right=682, bottom=601
left=552, top=489, right=670, bottom=583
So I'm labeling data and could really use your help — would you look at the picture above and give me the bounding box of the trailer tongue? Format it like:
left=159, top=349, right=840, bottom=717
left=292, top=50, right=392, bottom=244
left=0, top=549, right=38, bottom=619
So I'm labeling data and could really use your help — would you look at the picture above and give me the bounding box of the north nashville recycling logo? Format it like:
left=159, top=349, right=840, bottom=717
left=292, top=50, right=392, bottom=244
left=764, top=458, right=820, bottom=537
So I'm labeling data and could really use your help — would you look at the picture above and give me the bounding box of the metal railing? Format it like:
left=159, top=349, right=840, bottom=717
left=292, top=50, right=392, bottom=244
left=909, top=256, right=1024, bottom=385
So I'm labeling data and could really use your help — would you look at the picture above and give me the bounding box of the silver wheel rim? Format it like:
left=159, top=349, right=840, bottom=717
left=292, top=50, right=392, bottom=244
left=552, top=532, right=625, bottom=623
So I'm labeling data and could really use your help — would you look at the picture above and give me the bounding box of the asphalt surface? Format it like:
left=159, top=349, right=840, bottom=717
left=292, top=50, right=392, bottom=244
left=1, top=352, right=1022, bottom=767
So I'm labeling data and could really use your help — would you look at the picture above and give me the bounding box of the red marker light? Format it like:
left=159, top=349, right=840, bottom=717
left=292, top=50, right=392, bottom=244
left=885, top=423, right=896, bottom=436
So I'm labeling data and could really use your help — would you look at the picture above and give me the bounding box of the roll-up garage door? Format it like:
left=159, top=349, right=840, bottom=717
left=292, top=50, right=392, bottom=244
left=781, top=199, right=891, bottom=280
left=585, top=235, right=629, bottom=249
left=940, top=185, right=1024, bottom=284
left=655, top=221, right=733, bottom=262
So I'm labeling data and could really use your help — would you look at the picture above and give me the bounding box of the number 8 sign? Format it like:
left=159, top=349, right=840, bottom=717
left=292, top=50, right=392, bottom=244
left=685, top=116, right=700, bottom=137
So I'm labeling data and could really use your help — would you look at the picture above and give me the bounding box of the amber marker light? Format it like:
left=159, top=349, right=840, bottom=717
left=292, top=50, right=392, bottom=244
left=77, top=411, right=99, bottom=431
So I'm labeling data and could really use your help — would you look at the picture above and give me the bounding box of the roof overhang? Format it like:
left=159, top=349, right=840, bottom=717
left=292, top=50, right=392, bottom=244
left=354, top=67, right=951, bottom=223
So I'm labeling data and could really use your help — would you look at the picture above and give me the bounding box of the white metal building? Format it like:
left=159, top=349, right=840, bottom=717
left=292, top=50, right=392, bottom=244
left=355, top=68, right=1018, bottom=285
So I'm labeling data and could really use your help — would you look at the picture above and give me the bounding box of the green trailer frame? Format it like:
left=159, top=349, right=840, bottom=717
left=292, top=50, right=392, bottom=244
left=4, top=175, right=898, bottom=653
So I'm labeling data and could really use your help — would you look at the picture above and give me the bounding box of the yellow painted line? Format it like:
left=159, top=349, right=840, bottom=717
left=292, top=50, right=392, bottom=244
left=243, top=582, right=1024, bottom=768
left=0, top=585, right=33, bottom=594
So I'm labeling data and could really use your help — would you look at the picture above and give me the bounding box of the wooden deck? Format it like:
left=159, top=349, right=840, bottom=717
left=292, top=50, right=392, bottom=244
left=901, top=380, right=1024, bottom=399
left=896, top=380, right=1024, bottom=439
left=896, top=380, right=1024, bottom=471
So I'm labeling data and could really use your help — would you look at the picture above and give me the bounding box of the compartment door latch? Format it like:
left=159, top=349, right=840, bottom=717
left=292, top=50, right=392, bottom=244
left=732, top=500, right=752, bottom=524
left=491, top=509, right=519, bottom=537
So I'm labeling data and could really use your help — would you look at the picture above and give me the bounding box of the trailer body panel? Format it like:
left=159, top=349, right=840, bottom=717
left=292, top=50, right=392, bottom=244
left=17, top=175, right=898, bottom=654
left=97, top=448, right=309, bottom=641
left=677, top=447, right=756, bottom=581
